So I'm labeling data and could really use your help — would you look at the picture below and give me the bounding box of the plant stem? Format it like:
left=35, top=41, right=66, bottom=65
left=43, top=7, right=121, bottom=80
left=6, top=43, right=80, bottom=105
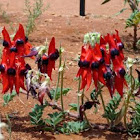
left=60, top=69, right=64, bottom=112
left=84, top=112, right=92, bottom=128
left=133, top=25, right=137, bottom=50
left=77, top=77, right=81, bottom=116
left=124, top=67, right=133, bottom=128
left=100, top=93, right=106, bottom=111
left=98, top=83, right=109, bottom=124
left=54, top=47, right=62, bottom=102
left=81, top=88, right=85, bottom=105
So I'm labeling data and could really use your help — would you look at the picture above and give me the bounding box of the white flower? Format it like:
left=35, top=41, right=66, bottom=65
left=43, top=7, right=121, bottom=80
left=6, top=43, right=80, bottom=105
left=84, top=32, right=101, bottom=47
left=125, top=57, right=136, bottom=70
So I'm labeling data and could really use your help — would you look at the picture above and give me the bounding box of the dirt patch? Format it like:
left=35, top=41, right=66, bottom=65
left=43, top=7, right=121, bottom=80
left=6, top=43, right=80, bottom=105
left=0, top=0, right=140, bottom=140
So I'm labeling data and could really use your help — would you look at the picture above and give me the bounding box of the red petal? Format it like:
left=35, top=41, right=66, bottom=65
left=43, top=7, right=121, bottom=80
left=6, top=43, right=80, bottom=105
left=76, top=68, right=83, bottom=77
left=9, top=76, right=14, bottom=93
left=92, top=70, right=98, bottom=90
left=13, top=24, right=25, bottom=41
left=98, top=65, right=106, bottom=85
left=100, top=36, right=106, bottom=45
left=10, top=52, right=16, bottom=67
left=48, top=37, right=55, bottom=55
left=47, top=60, right=55, bottom=80
left=86, top=69, right=92, bottom=90
left=38, top=92, right=45, bottom=105
left=2, top=73, right=10, bottom=93
left=2, top=27, right=11, bottom=46
left=115, top=75, right=124, bottom=97
left=93, top=44, right=102, bottom=61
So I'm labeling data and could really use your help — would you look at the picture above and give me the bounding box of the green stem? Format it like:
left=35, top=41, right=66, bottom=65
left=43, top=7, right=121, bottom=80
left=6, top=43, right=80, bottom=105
left=60, top=69, right=64, bottom=112
left=54, top=47, right=62, bottom=102
left=81, top=88, right=85, bottom=105
left=124, top=66, right=134, bottom=128
left=100, top=93, right=106, bottom=111
left=84, top=112, right=92, bottom=128
left=77, top=77, right=81, bottom=116
left=98, top=83, right=109, bottom=124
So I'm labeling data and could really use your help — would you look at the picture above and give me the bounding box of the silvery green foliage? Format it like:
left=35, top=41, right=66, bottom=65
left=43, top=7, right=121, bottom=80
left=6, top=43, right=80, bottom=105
left=84, top=32, right=101, bottom=47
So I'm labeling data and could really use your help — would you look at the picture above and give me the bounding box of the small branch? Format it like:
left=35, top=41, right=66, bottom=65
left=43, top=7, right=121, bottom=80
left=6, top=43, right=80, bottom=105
left=127, top=0, right=139, bottom=11
left=20, top=90, right=79, bottom=119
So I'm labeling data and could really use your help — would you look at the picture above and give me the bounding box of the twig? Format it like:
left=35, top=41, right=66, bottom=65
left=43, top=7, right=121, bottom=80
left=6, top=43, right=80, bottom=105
left=20, top=90, right=79, bottom=118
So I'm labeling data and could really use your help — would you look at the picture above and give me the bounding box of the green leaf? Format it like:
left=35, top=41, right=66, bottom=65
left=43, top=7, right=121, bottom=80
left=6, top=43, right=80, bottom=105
left=59, top=121, right=89, bottom=134
left=128, top=103, right=140, bottom=134
left=126, top=10, right=140, bottom=28
left=3, top=91, right=17, bottom=106
left=69, top=103, right=78, bottom=111
left=101, top=0, right=111, bottom=5
left=115, top=8, right=127, bottom=16
left=103, top=93, right=121, bottom=123
left=46, top=112, right=64, bottom=128
left=50, top=88, right=71, bottom=101
left=29, top=102, right=48, bottom=126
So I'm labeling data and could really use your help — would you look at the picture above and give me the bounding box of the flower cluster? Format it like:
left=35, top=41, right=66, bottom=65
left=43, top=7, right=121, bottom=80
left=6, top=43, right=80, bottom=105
left=77, top=30, right=127, bottom=97
left=0, top=24, right=32, bottom=94
left=37, top=37, right=59, bottom=80
left=25, top=37, right=59, bottom=80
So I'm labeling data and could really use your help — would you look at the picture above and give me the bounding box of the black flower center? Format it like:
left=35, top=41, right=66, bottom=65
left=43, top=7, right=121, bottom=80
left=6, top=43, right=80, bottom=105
left=42, top=59, right=49, bottom=65
left=100, top=48, right=105, bottom=57
left=10, top=47, right=17, bottom=52
left=3, top=40, right=9, bottom=47
left=104, top=72, right=112, bottom=80
left=99, top=58, right=105, bottom=64
left=7, top=68, right=16, bottom=76
left=78, top=60, right=90, bottom=68
left=110, top=48, right=119, bottom=58
left=0, top=65, right=5, bottom=72
left=91, top=62, right=99, bottom=69
left=119, top=68, right=126, bottom=77
left=118, top=43, right=124, bottom=50
left=16, top=39, right=24, bottom=46
left=49, top=50, right=59, bottom=60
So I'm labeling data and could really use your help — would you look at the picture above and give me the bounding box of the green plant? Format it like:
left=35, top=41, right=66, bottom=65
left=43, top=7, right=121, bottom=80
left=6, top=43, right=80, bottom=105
left=102, top=0, right=140, bottom=49
left=45, top=112, right=64, bottom=131
left=3, top=91, right=17, bottom=106
left=103, top=93, right=121, bottom=127
left=29, top=101, right=48, bottom=126
left=128, top=103, right=140, bottom=134
left=25, top=0, right=49, bottom=36
left=50, top=87, right=71, bottom=101
left=59, top=121, right=88, bottom=134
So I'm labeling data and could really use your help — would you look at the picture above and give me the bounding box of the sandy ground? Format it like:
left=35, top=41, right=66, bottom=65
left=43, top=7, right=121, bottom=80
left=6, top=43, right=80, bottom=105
left=0, top=0, right=140, bottom=139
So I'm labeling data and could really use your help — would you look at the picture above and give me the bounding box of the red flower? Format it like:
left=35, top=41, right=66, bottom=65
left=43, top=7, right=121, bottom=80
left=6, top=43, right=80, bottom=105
left=100, top=36, right=110, bottom=64
left=77, top=45, right=92, bottom=90
left=113, top=30, right=124, bottom=61
left=47, top=37, right=59, bottom=80
left=0, top=24, right=31, bottom=94
left=91, top=44, right=106, bottom=89
left=103, top=65, right=115, bottom=97
left=113, top=57, right=127, bottom=97
left=38, top=37, right=59, bottom=80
